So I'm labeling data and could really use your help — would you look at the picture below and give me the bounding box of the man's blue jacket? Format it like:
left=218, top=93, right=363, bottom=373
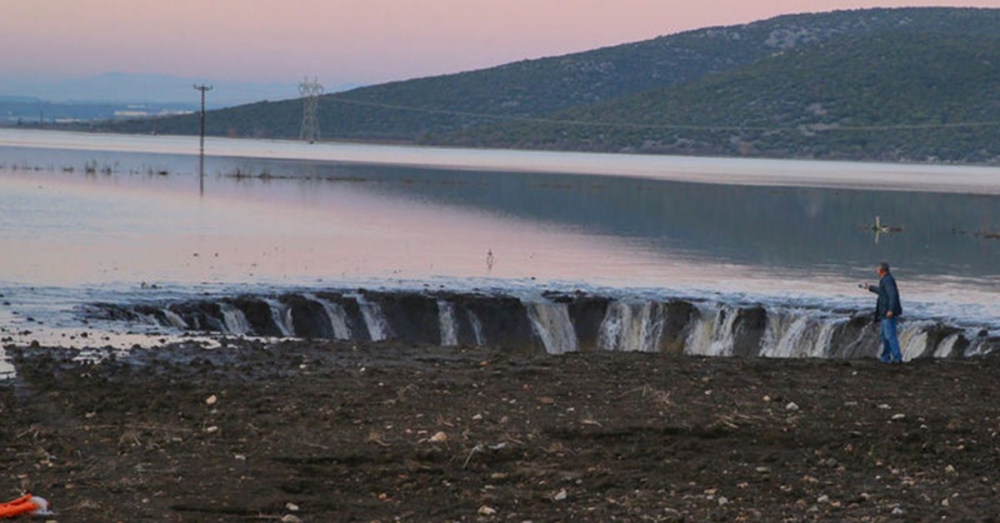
left=868, top=272, right=903, bottom=319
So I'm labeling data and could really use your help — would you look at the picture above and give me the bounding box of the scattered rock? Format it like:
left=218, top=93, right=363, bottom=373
left=554, top=489, right=568, bottom=501
left=892, top=506, right=904, bottom=516
left=429, top=431, right=448, bottom=443
left=817, top=494, right=830, bottom=504
left=205, top=394, right=218, bottom=406
left=285, top=502, right=299, bottom=512
left=891, top=413, right=905, bottom=421
left=478, top=505, right=497, bottom=515
left=786, top=402, right=800, bottom=411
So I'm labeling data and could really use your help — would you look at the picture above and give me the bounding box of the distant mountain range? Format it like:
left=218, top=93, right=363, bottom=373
left=96, top=7, right=1000, bottom=163
left=0, top=72, right=359, bottom=107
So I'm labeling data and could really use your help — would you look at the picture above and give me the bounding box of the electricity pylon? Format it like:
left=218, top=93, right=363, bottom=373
left=299, top=76, right=323, bottom=143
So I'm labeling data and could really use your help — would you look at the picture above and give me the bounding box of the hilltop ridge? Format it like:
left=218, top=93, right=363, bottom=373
left=98, top=7, right=1000, bottom=163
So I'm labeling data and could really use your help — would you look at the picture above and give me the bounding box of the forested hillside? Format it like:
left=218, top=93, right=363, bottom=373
left=96, top=7, right=1000, bottom=163
left=440, top=32, right=1000, bottom=163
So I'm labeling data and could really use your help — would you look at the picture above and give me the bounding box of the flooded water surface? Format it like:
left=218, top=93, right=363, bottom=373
left=2, top=129, right=1000, bottom=358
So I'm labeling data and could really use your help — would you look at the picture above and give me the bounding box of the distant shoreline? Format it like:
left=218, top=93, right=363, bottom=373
left=3, top=128, right=1000, bottom=195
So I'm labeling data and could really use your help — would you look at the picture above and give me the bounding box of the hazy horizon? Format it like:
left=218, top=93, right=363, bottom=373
left=4, top=1, right=999, bottom=104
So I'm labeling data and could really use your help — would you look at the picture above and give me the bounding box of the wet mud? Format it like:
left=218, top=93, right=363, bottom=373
left=2, top=340, right=1000, bottom=521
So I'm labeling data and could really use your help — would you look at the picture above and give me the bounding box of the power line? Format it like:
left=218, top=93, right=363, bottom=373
left=317, top=94, right=1000, bottom=133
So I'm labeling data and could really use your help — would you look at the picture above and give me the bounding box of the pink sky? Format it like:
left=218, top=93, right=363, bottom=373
left=3, top=0, right=999, bottom=85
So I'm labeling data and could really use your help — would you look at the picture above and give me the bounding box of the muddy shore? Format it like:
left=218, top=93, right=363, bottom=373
left=2, top=339, right=999, bottom=522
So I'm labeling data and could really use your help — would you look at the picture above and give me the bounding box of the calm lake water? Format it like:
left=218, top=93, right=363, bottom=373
left=1, top=129, right=1000, bottom=352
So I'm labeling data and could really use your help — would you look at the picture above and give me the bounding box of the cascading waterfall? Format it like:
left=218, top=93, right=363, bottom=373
left=597, top=301, right=666, bottom=353
left=964, top=337, right=993, bottom=357
left=219, top=302, right=251, bottom=335
left=437, top=300, right=458, bottom=346
left=761, top=312, right=845, bottom=358
left=468, top=310, right=485, bottom=346
left=934, top=333, right=962, bottom=358
left=304, top=294, right=352, bottom=340
left=685, top=305, right=739, bottom=357
left=526, top=301, right=578, bottom=355
left=162, top=308, right=188, bottom=330
left=89, top=291, right=998, bottom=360
left=262, top=298, right=294, bottom=337
left=899, top=323, right=930, bottom=362
left=0, top=347, right=14, bottom=380
left=355, top=295, right=391, bottom=342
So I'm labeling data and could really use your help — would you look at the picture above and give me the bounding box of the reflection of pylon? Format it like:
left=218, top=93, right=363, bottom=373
left=299, top=76, right=323, bottom=143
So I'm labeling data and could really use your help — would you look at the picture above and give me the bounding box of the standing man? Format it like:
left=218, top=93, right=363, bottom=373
left=862, top=261, right=903, bottom=363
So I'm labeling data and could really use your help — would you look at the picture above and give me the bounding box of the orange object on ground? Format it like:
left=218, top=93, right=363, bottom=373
left=0, top=494, right=46, bottom=518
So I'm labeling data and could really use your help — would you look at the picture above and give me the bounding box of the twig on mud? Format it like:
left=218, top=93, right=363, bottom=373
left=504, top=434, right=525, bottom=445
left=119, top=429, right=142, bottom=447
left=366, top=429, right=390, bottom=447
left=463, top=444, right=484, bottom=469
left=82, top=423, right=194, bottom=433
left=16, top=427, right=40, bottom=440
left=396, top=384, right=417, bottom=401
left=617, top=385, right=673, bottom=408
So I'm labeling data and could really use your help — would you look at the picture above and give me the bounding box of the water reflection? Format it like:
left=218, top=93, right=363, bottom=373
left=1, top=143, right=999, bottom=301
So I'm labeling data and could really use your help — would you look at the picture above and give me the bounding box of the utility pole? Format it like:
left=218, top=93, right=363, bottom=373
left=193, top=84, right=213, bottom=194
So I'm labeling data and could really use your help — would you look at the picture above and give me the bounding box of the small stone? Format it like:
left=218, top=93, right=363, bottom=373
left=285, top=502, right=299, bottom=512
left=763, top=395, right=772, bottom=402
left=825, top=458, right=839, bottom=468
left=429, top=431, right=448, bottom=443
left=891, top=413, right=906, bottom=421
left=205, top=394, right=218, bottom=405
left=878, top=403, right=891, bottom=410
left=472, top=414, right=483, bottom=421
left=478, top=505, right=497, bottom=515
left=281, top=516, right=302, bottom=523
left=554, top=489, right=568, bottom=501
left=205, top=426, right=219, bottom=433
left=718, top=496, right=729, bottom=506
left=786, top=402, right=800, bottom=411
left=892, top=506, right=904, bottom=516
left=817, top=494, right=830, bottom=503
left=945, top=464, right=956, bottom=474
left=941, top=498, right=950, bottom=507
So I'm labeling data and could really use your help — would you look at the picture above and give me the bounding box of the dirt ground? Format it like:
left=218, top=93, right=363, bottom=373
left=2, top=339, right=999, bottom=522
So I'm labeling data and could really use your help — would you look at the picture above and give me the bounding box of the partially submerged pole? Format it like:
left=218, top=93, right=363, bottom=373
left=193, top=84, right=213, bottom=194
